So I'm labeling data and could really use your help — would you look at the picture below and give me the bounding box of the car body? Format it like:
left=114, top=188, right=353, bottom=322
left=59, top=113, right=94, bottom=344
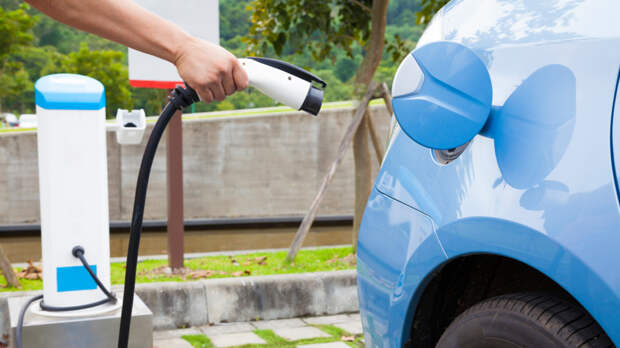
left=357, top=0, right=620, bottom=346
left=1, top=113, right=18, bottom=127
left=18, top=114, right=37, bottom=128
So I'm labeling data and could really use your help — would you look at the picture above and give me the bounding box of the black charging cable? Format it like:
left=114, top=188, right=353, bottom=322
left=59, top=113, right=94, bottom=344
left=39, top=246, right=117, bottom=312
left=16, top=245, right=117, bottom=348
left=117, top=85, right=199, bottom=348
left=15, top=295, right=42, bottom=348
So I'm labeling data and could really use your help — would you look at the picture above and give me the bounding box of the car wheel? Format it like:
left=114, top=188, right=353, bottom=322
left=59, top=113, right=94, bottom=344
left=436, top=293, right=614, bottom=348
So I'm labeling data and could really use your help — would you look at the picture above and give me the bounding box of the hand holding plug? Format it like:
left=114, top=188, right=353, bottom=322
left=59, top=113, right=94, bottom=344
left=174, top=38, right=248, bottom=103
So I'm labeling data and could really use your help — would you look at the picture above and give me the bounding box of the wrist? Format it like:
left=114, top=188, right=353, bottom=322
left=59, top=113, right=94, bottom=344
left=168, top=32, right=196, bottom=64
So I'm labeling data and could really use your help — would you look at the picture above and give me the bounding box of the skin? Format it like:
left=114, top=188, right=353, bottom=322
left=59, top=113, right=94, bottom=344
left=24, top=0, right=249, bottom=103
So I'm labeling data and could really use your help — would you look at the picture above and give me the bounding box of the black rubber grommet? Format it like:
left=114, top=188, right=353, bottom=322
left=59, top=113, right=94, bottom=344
left=72, top=245, right=85, bottom=258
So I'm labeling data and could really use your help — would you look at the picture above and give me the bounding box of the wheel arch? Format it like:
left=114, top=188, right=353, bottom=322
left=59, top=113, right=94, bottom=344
left=400, top=218, right=619, bottom=346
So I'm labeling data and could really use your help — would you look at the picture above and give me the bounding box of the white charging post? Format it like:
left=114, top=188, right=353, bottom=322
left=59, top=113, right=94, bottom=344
left=35, top=74, right=112, bottom=309
left=8, top=74, right=152, bottom=348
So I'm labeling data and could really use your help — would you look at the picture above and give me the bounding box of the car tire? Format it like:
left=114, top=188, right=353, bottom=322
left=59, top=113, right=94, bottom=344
left=436, top=293, right=614, bottom=348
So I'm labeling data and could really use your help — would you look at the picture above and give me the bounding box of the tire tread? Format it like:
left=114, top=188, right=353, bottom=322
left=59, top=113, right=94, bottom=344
left=439, top=293, right=614, bottom=348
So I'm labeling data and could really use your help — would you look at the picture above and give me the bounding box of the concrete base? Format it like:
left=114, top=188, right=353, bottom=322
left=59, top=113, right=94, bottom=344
left=8, top=294, right=152, bottom=348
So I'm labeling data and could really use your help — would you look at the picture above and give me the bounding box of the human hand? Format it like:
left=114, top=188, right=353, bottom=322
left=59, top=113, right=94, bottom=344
left=174, top=37, right=248, bottom=103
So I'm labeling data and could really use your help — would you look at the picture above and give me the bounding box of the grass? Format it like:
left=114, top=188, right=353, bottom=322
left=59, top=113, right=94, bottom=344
left=0, top=247, right=355, bottom=292
left=182, top=324, right=364, bottom=348
left=0, top=127, right=36, bottom=133
left=183, top=335, right=215, bottom=348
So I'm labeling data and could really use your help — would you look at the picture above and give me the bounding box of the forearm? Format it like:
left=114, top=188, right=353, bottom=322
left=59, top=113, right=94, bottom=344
left=25, top=0, right=191, bottom=63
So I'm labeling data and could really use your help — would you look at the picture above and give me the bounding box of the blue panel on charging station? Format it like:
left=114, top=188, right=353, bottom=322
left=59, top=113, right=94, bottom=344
left=57, top=265, right=98, bottom=292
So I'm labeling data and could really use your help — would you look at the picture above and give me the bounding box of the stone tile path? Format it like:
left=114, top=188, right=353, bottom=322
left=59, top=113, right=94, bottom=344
left=153, top=313, right=363, bottom=348
left=210, top=332, right=267, bottom=346
left=298, top=343, right=352, bottom=348
left=274, top=326, right=331, bottom=341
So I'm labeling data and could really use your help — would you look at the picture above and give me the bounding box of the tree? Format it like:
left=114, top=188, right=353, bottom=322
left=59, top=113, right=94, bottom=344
left=43, top=43, right=133, bottom=118
left=244, top=0, right=450, bottom=259
left=416, top=0, right=450, bottom=25
left=0, top=4, right=37, bottom=112
left=244, top=0, right=391, bottom=259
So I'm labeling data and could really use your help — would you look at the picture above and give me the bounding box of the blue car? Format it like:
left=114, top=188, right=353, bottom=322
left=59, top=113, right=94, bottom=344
left=357, top=1, right=620, bottom=347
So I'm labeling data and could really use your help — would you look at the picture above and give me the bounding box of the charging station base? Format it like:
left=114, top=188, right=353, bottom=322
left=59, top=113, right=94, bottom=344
left=8, top=294, right=152, bottom=348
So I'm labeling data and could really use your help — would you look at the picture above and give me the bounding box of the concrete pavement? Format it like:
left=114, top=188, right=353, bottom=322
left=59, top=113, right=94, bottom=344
left=153, top=313, right=363, bottom=347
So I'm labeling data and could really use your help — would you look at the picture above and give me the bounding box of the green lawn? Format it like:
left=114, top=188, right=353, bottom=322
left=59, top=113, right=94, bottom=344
left=0, top=247, right=355, bottom=292
left=183, top=324, right=364, bottom=348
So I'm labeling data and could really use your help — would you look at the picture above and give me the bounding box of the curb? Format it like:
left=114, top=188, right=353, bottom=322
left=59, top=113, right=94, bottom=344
left=0, top=270, right=357, bottom=333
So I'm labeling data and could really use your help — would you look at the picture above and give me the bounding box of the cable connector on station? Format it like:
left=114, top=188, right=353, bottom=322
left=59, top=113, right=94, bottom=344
left=72, top=245, right=85, bottom=258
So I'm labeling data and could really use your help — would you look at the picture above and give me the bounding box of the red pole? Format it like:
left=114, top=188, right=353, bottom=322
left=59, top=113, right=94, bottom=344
left=166, top=109, right=185, bottom=270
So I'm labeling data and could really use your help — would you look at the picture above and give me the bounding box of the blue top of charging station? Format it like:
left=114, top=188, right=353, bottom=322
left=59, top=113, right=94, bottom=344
left=35, top=74, right=106, bottom=110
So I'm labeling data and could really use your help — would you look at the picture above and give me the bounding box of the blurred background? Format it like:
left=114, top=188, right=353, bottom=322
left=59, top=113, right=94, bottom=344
left=0, top=0, right=426, bottom=121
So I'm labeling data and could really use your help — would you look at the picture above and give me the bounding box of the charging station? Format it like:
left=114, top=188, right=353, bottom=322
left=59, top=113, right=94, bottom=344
left=7, top=47, right=325, bottom=348
left=35, top=73, right=112, bottom=310
left=9, top=73, right=152, bottom=348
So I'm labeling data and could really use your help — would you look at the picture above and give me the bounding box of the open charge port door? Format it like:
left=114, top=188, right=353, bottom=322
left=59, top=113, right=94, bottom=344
left=612, top=71, right=620, bottom=203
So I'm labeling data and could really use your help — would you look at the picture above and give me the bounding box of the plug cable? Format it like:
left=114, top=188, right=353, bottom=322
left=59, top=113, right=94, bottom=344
left=39, top=246, right=117, bottom=311
left=117, top=85, right=199, bottom=348
left=16, top=246, right=117, bottom=348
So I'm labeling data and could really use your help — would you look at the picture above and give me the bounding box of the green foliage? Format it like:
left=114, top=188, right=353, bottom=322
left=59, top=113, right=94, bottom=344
left=220, top=0, right=252, bottom=42
left=0, top=4, right=36, bottom=57
left=29, top=4, right=126, bottom=54
left=0, top=3, right=130, bottom=116
left=416, top=0, right=450, bottom=24
left=0, top=4, right=37, bottom=111
left=42, top=43, right=133, bottom=118
left=0, top=0, right=446, bottom=116
left=244, top=0, right=372, bottom=60
left=242, top=0, right=438, bottom=102
left=0, top=63, right=32, bottom=112
left=0, top=0, right=20, bottom=11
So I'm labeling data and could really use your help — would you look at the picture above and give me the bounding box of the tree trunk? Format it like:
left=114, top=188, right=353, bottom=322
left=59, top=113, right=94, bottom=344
left=0, top=245, right=20, bottom=288
left=286, top=82, right=379, bottom=262
left=351, top=0, right=389, bottom=251
left=367, top=112, right=385, bottom=164
left=380, top=82, right=394, bottom=115
left=353, top=0, right=390, bottom=94
left=352, top=110, right=371, bottom=253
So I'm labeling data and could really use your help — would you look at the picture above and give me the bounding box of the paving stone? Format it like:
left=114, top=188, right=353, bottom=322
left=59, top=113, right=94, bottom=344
left=209, top=332, right=266, bottom=347
left=252, top=318, right=307, bottom=330
left=154, top=337, right=195, bottom=348
left=335, top=321, right=363, bottom=335
left=297, top=342, right=351, bottom=348
left=274, top=326, right=331, bottom=341
left=154, top=328, right=202, bottom=340
left=347, top=313, right=361, bottom=321
left=302, top=314, right=350, bottom=325
left=201, top=322, right=256, bottom=336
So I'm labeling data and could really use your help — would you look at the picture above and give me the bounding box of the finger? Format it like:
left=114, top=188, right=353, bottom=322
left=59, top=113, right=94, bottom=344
left=222, top=72, right=236, bottom=96
left=232, top=61, right=249, bottom=90
left=209, top=82, right=226, bottom=101
left=197, top=87, right=214, bottom=103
